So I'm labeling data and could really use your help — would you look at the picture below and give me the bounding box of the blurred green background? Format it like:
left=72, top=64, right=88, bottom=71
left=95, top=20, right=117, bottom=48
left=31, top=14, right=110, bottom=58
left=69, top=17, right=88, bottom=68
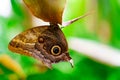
left=0, top=0, right=120, bottom=80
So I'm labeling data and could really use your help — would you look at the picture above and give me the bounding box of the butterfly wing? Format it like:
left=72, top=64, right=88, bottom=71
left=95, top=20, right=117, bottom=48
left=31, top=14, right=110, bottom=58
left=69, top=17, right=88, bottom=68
left=8, top=26, right=48, bottom=56
left=8, top=25, right=72, bottom=68
left=23, top=0, right=66, bottom=24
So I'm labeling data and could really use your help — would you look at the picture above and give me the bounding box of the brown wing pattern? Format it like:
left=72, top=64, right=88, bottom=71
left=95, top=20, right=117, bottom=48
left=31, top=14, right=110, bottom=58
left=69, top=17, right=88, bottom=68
left=8, top=26, right=48, bottom=56
left=23, top=0, right=66, bottom=24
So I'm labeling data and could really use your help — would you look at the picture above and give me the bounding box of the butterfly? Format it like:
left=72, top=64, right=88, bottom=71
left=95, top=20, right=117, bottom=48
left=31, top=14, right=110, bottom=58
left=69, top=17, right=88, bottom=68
left=8, top=0, right=89, bottom=68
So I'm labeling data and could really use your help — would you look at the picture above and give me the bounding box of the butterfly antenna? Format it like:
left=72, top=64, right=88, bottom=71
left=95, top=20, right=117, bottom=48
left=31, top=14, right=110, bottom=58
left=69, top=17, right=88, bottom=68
left=62, top=11, right=94, bottom=27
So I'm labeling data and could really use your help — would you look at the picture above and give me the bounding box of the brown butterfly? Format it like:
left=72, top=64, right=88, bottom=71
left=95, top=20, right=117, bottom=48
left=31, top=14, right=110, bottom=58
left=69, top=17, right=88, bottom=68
left=8, top=0, right=88, bottom=68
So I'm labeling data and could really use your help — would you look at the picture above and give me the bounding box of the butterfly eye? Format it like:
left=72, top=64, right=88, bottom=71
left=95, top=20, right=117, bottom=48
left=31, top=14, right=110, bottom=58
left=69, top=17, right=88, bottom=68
left=51, top=45, right=61, bottom=56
